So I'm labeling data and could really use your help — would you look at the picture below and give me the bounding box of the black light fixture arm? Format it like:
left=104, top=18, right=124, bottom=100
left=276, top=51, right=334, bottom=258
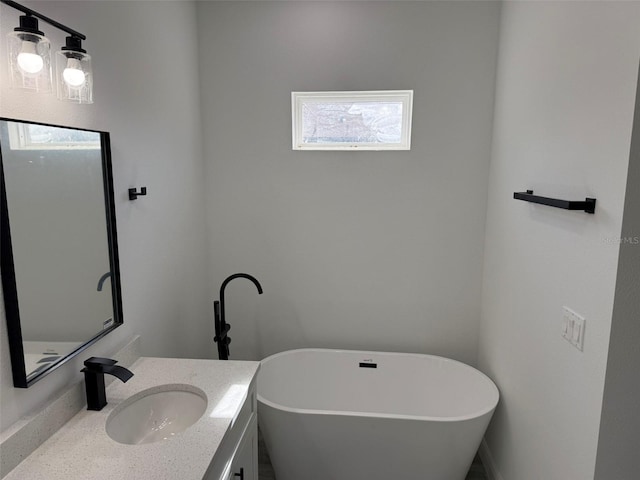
left=1, top=0, right=86, bottom=40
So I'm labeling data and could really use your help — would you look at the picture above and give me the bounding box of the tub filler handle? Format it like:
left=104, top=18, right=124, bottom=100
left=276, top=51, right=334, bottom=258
left=213, top=306, right=231, bottom=346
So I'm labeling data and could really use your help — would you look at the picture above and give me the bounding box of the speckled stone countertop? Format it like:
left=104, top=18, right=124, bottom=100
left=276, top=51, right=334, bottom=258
left=3, top=357, right=260, bottom=480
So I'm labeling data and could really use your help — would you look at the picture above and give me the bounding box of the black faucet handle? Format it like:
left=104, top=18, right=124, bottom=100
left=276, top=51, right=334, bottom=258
left=84, top=357, right=118, bottom=368
left=82, top=357, right=122, bottom=374
left=213, top=324, right=231, bottom=343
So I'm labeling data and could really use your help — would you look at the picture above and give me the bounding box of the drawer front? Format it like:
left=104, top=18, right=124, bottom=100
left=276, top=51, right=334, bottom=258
left=225, top=414, right=257, bottom=480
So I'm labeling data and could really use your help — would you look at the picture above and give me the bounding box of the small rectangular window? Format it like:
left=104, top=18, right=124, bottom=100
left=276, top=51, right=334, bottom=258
left=292, top=90, right=413, bottom=151
left=6, top=122, right=100, bottom=150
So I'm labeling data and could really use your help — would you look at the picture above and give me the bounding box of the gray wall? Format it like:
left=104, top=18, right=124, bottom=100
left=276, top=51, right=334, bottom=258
left=0, top=1, right=210, bottom=431
left=595, top=64, right=640, bottom=480
left=478, top=2, right=640, bottom=479
left=197, top=1, right=501, bottom=364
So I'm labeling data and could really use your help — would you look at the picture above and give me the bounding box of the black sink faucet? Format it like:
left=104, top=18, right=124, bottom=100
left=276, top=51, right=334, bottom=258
left=82, top=357, right=133, bottom=411
left=214, top=273, right=263, bottom=360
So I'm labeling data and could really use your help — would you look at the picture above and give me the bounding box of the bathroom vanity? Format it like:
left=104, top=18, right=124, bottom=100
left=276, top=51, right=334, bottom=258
left=2, top=357, right=259, bottom=480
left=1, top=119, right=259, bottom=480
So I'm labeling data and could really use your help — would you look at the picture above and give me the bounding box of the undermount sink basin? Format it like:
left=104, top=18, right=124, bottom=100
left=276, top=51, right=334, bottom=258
left=106, top=384, right=208, bottom=445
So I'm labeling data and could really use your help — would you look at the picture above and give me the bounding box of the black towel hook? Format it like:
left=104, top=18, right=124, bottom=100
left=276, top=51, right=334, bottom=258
left=128, top=187, right=147, bottom=201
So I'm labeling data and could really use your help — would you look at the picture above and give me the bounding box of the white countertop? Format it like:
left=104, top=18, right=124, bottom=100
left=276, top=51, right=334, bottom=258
left=4, top=357, right=260, bottom=480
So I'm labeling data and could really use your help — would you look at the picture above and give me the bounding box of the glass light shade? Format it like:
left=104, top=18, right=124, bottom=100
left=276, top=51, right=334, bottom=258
left=7, top=31, right=53, bottom=92
left=56, top=50, right=93, bottom=104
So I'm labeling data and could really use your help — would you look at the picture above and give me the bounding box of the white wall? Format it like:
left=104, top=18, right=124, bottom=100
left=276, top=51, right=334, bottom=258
left=197, top=1, right=500, bottom=364
left=478, top=2, right=640, bottom=479
left=0, top=1, right=210, bottom=431
left=594, top=65, right=640, bottom=480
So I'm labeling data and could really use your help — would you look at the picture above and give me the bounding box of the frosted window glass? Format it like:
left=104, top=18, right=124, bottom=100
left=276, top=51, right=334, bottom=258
left=7, top=123, right=100, bottom=150
left=292, top=91, right=413, bottom=150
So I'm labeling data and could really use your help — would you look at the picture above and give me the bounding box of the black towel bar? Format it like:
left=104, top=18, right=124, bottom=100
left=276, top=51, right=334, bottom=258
left=513, top=190, right=596, bottom=214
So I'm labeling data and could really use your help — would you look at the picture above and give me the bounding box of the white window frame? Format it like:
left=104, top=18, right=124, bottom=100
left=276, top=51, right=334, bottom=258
left=292, top=90, right=413, bottom=151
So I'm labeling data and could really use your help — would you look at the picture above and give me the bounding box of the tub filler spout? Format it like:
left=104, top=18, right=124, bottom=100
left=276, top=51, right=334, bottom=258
left=214, top=273, right=263, bottom=360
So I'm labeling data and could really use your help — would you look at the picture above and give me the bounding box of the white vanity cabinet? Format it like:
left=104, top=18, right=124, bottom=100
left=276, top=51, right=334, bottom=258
left=204, top=378, right=258, bottom=480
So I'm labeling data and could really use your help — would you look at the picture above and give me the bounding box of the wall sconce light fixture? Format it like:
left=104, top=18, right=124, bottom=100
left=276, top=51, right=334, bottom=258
left=2, top=0, right=93, bottom=103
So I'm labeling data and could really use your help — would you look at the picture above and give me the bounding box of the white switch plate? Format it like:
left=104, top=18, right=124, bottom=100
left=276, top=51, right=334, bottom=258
left=562, top=306, right=585, bottom=351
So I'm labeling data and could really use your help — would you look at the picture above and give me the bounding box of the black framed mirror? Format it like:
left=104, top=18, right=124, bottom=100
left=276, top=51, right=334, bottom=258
left=0, top=118, right=122, bottom=388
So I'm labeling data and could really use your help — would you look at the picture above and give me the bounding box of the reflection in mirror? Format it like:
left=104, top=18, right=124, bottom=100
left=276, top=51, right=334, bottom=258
left=0, top=118, right=122, bottom=387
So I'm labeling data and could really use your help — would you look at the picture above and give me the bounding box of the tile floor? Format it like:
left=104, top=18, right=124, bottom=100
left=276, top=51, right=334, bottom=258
left=258, top=428, right=277, bottom=480
left=257, top=429, right=488, bottom=480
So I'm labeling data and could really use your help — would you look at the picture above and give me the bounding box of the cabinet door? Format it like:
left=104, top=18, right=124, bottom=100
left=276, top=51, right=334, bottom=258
left=228, top=414, right=257, bottom=480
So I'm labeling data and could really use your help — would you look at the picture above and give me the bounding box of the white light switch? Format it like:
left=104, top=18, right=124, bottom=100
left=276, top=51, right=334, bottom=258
left=562, top=307, right=585, bottom=351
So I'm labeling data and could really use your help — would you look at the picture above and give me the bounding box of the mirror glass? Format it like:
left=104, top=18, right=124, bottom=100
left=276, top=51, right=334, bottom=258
left=0, top=118, right=122, bottom=387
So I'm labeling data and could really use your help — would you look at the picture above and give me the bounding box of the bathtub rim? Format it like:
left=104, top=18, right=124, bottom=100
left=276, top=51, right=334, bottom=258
left=257, top=348, right=499, bottom=423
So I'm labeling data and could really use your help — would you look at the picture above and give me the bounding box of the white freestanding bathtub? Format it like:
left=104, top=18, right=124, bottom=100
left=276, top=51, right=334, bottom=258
left=257, top=348, right=499, bottom=480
